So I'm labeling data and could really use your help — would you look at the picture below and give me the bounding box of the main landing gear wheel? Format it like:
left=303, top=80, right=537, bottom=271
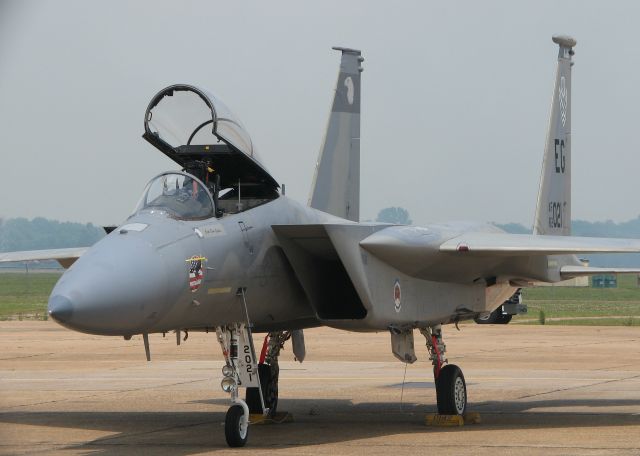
left=474, top=308, right=513, bottom=324
left=474, top=309, right=500, bottom=324
left=435, top=364, right=467, bottom=415
left=225, top=404, right=248, bottom=447
left=246, top=363, right=279, bottom=416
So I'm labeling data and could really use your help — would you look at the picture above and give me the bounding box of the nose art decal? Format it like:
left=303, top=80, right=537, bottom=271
left=186, top=256, right=207, bottom=292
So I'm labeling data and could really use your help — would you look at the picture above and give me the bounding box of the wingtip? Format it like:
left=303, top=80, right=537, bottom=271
left=552, top=35, right=577, bottom=48
left=332, top=46, right=362, bottom=55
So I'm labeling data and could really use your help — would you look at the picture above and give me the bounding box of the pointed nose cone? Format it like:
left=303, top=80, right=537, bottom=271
left=48, top=235, right=171, bottom=335
left=48, top=295, right=74, bottom=324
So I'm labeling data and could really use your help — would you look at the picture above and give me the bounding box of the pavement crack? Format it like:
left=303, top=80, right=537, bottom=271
left=2, top=377, right=212, bottom=410
left=516, top=372, right=640, bottom=400
left=88, top=419, right=218, bottom=444
left=0, top=352, right=54, bottom=361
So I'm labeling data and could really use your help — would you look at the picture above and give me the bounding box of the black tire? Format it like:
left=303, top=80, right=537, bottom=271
left=245, top=363, right=279, bottom=416
left=496, top=313, right=513, bottom=324
left=474, top=309, right=500, bottom=324
left=435, top=364, right=467, bottom=415
left=224, top=404, right=248, bottom=447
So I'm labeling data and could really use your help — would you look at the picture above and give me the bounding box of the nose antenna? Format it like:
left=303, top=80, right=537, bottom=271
left=143, top=333, right=151, bottom=361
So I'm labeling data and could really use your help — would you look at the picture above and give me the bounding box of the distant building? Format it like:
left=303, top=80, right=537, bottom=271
left=592, top=275, right=617, bottom=288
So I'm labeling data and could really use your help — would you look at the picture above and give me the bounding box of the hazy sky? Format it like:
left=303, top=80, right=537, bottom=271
left=1, top=0, right=639, bottom=227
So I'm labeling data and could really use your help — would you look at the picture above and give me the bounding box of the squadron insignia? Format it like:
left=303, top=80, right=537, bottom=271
left=186, top=256, right=206, bottom=293
left=559, top=76, right=567, bottom=127
left=344, top=76, right=354, bottom=105
left=393, top=279, right=401, bottom=313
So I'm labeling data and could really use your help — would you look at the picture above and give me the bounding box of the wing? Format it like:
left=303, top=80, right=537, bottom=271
left=0, top=247, right=88, bottom=268
left=360, top=228, right=640, bottom=284
left=438, top=233, right=640, bottom=255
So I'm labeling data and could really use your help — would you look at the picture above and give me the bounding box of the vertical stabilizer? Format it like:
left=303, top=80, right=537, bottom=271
left=533, top=35, right=576, bottom=235
left=309, top=47, right=363, bottom=222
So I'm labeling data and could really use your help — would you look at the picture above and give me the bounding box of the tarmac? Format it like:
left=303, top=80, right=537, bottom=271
left=1, top=321, right=639, bottom=455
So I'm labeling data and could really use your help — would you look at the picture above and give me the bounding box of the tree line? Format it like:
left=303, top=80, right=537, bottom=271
left=0, top=217, right=104, bottom=253
left=2, top=213, right=640, bottom=267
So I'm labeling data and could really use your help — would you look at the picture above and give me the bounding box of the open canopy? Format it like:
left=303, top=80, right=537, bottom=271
left=143, top=85, right=278, bottom=190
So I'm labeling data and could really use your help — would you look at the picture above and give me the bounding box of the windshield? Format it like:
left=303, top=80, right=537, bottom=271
left=136, top=173, right=214, bottom=220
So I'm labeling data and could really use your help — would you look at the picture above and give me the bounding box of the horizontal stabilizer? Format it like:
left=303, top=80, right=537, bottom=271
left=440, top=233, right=640, bottom=256
left=0, top=247, right=87, bottom=268
left=561, top=266, right=640, bottom=279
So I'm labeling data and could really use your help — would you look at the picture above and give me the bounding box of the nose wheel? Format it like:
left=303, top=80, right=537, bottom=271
left=225, top=404, right=249, bottom=447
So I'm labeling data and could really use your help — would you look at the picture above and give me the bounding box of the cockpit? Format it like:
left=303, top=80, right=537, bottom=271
left=136, top=172, right=214, bottom=220
left=141, top=85, right=280, bottom=219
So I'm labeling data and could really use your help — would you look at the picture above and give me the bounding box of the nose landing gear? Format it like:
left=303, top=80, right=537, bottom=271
left=421, top=325, right=467, bottom=416
left=216, top=323, right=264, bottom=447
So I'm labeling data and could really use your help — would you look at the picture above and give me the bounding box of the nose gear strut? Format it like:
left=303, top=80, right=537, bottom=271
left=216, top=323, right=263, bottom=447
left=215, top=289, right=266, bottom=447
left=215, top=289, right=297, bottom=447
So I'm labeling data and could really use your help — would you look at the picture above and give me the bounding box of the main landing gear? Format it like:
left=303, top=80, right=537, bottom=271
left=421, top=325, right=467, bottom=415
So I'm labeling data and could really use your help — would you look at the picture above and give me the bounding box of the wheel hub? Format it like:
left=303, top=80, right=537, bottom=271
left=454, top=377, right=466, bottom=414
left=239, top=415, right=248, bottom=439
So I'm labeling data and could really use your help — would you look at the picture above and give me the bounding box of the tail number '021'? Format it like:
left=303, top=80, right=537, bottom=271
left=548, top=201, right=566, bottom=228
left=554, top=139, right=566, bottom=173
left=243, top=345, right=255, bottom=382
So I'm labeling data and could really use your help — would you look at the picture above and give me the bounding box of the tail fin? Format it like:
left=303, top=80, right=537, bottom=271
left=533, top=35, right=576, bottom=235
left=308, top=47, right=363, bottom=222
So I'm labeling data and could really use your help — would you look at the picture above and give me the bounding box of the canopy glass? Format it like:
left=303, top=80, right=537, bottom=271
left=135, top=172, right=214, bottom=220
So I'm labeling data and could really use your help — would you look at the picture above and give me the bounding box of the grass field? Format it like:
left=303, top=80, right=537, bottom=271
left=0, top=272, right=62, bottom=320
left=516, top=274, right=640, bottom=325
left=1, top=271, right=639, bottom=325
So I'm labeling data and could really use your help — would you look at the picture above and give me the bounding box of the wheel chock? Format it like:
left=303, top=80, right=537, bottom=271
left=424, top=412, right=481, bottom=427
left=425, top=414, right=464, bottom=427
left=249, top=411, right=294, bottom=425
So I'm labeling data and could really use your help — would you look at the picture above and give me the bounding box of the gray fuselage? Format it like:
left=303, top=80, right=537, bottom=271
left=48, top=189, right=526, bottom=337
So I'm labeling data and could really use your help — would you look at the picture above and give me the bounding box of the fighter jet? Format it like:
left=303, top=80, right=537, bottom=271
left=2, top=36, right=640, bottom=447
